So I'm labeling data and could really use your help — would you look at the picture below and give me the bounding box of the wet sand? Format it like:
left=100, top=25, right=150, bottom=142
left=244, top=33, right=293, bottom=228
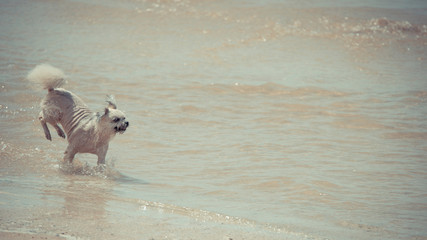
left=0, top=232, right=65, bottom=240
left=0, top=146, right=289, bottom=240
left=1, top=191, right=287, bottom=240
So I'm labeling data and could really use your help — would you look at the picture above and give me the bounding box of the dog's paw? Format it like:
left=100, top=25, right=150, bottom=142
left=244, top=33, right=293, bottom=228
left=45, top=133, right=52, bottom=141
left=57, top=129, right=66, bottom=139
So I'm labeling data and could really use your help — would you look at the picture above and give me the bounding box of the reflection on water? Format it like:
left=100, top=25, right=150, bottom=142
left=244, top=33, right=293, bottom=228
left=53, top=177, right=110, bottom=223
left=0, top=0, right=426, bottom=239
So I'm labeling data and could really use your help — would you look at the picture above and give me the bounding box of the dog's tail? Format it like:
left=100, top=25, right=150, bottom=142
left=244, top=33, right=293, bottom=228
left=27, top=64, right=67, bottom=91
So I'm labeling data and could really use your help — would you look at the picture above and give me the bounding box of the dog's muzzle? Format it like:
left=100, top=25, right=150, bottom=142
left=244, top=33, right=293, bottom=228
left=115, top=121, right=129, bottom=134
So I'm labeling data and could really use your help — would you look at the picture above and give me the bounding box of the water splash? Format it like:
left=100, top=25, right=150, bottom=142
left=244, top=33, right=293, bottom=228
left=58, top=158, right=120, bottom=179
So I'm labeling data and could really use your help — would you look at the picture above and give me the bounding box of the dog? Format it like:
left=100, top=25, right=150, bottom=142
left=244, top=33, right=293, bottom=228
left=27, top=64, right=129, bottom=165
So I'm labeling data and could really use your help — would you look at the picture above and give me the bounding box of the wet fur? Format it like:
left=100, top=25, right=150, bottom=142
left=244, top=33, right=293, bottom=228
left=28, top=64, right=129, bottom=165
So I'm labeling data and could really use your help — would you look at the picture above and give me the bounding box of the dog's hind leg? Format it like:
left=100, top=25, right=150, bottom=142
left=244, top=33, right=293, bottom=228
left=54, top=124, right=66, bottom=139
left=39, top=113, right=52, bottom=141
left=64, top=145, right=77, bottom=163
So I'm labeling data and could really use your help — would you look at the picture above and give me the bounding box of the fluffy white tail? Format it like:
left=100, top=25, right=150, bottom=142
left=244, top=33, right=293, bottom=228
left=27, top=64, right=67, bottom=91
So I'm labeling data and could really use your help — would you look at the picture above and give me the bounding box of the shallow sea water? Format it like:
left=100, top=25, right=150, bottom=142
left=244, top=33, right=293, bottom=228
left=1, top=0, right=427, bottom=239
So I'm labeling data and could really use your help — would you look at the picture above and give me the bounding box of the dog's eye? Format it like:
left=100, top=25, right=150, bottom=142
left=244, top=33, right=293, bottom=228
left=112, top=117, right=120, bottom=123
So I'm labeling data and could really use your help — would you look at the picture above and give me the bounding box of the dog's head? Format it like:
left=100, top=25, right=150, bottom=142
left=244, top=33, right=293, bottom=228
left=99, top=95, right=129, bottom=134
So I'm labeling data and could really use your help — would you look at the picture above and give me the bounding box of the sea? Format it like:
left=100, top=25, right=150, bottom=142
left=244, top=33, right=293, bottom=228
left=0, top=0, right=426, bottom=239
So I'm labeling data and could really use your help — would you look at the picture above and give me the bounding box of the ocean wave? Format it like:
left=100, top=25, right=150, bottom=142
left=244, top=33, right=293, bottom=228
left=192, top=82, right=349, bottom=97
left=350, top=17, right=426, bottom=35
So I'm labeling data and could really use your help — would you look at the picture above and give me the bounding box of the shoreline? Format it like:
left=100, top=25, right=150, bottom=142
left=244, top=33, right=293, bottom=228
left=0, top=231, right=66, bottom=240
left=0, top=205, right=291, bottom=240
left=0, top=179, right=292, bottom=240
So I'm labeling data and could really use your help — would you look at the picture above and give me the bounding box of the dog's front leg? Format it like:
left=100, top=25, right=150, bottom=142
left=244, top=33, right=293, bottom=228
left=96, top=144, right=109, bottom=165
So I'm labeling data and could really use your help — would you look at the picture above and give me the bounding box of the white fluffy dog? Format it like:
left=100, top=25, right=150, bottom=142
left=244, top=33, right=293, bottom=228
left=28, top=64, right=129, bottom=165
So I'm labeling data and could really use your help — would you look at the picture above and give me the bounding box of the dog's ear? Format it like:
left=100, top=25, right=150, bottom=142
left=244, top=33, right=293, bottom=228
left=106, top=95, right=117, bottom=110
left=104, top=107, right=110, bottom=115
